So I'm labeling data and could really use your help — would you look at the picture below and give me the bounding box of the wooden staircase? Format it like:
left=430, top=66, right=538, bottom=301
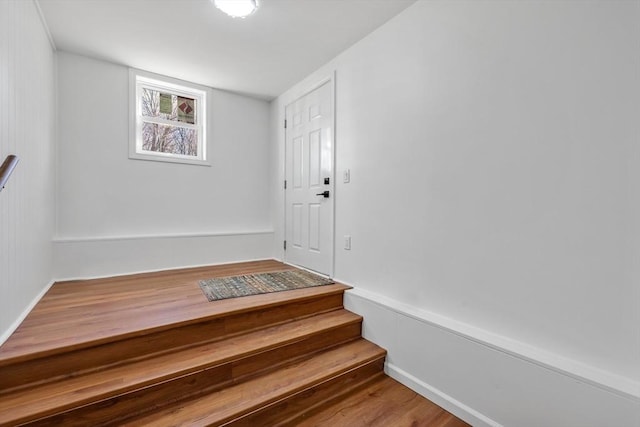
left=0, top=261, right=387, bottom=426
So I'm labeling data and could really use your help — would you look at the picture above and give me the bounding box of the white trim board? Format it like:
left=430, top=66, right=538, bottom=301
left=386, top=363, right=501, bottom=427
left=343, top=287, right=640, bottom=427
left=0, top=279, right=55, bottom=348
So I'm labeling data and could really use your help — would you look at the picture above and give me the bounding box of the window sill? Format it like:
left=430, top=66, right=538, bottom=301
left=129, top=152, right=211, bottom=167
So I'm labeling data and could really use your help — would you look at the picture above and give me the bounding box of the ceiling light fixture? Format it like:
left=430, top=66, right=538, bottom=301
left=213, top=0, right=259, bottom=18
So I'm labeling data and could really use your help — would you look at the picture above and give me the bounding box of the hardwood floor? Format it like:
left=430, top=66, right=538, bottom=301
left=0, top=260, right=470, bottom=426
left=0, top=260, right=316, bottom=362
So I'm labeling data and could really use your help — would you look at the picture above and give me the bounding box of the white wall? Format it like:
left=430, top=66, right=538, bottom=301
left=272, top=1, right=640, bottom=425
left=55, top=52, right=274, bottom=278
left=0, top=0, right=56, bottom=344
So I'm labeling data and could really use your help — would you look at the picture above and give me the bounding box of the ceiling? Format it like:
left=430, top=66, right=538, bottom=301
left=38, top=0, right=416, bottom=100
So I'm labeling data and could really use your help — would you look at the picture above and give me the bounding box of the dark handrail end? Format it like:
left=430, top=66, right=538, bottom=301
left=0, top=155, right=20, bottom=192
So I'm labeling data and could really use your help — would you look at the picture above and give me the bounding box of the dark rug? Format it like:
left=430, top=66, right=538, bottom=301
left=198, top=270, right=335, bottom=302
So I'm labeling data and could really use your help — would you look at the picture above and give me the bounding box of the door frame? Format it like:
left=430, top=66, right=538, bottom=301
left=283, top=72, right=336, bottom=277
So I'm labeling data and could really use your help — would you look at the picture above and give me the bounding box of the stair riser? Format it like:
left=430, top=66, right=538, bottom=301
left=0, top=293, right=344, bottom=393
left=223, top=357, right=386, bottom=427
left=20, top=321, right=363, bottom=427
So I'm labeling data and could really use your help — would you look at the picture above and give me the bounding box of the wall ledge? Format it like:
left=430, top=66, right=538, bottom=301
left=53, top=229, right=274, bottom=243
left=346, top=286, right=640, bottom=402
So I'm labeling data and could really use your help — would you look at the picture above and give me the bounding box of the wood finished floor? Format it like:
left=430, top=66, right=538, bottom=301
left=0, top=259, right=470, bottom=426
left=0, top=260, right=342, bottom=362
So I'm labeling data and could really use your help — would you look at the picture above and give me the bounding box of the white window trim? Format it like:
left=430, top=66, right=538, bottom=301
left=129, top=68, right=211, bottom=166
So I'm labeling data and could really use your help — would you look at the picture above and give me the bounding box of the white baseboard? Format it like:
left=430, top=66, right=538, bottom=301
left=343, top=287, right=640, bottom=427
left=0, top=279, right=55, bottom=347
left=53, top=230, right=275, bottom=280
left=385, top=363, right=501, bottom=427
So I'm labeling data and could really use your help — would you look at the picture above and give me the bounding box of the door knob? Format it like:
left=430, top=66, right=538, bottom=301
left=316, top=190, right=330, bottom=198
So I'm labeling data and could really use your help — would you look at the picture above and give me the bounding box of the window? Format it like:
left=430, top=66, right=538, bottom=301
left=129, top=69, right=209, bottom=165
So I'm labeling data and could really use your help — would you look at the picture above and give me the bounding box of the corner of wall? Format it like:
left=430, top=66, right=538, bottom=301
left=0, top=0, right=57, bottom=347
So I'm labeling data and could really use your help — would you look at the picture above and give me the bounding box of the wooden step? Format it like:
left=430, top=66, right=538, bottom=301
left=119, top=339, right=386, bottom=427
left=0, top=310, right=363, bottom=427
left=292, top=376, right=470, bottom=427
left=0, top=284, right=348, bottom=393
left=0, top=260, right=343, bottom=365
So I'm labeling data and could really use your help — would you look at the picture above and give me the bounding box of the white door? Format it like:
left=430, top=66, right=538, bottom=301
left=285, top=80, right=334, bottom=276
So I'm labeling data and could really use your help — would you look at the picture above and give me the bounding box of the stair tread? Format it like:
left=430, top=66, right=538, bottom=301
left=121, top=339, right=386, bottom=427
left=294, top=375, right=470, bottom=427
left=0, top=309, right=361, bottom=425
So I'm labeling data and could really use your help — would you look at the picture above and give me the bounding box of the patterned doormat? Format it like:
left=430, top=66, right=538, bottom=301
left=198, top=270, right=335, bottom=302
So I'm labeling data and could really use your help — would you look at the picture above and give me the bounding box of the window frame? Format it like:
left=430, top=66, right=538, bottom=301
left=129, top=69, right=210, bottom=166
